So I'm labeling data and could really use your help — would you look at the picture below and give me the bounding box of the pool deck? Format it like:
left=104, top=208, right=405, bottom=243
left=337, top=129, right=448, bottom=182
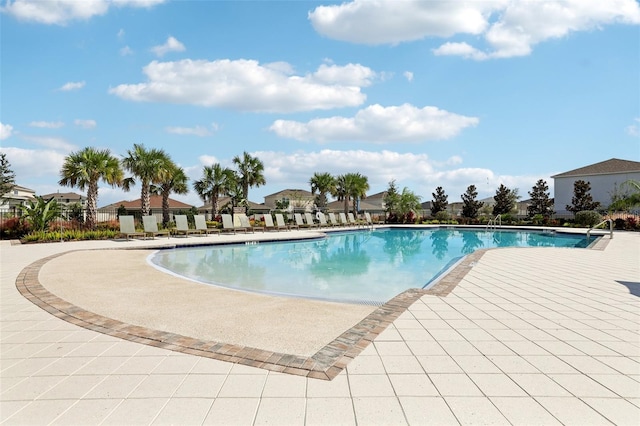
left=1, top=228, right=639, bottom=425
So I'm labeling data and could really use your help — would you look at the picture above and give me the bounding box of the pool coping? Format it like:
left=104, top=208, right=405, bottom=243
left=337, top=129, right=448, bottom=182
left=15, top=244, right=487, bottom=381
left=15, top=228, right=608, bottom=381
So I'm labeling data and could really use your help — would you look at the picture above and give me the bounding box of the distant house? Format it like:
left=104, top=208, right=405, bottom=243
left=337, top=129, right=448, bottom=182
left=551, top=158, right=640, bottom=215
left=0, top=185, right=36, bottom=213
left=264, top=189, right=315, bottom=212
left=197, top=196, right=270, bottom=220
left=40, top=192, right=87, bottom=208
left=98, top=195, right=194, bottom=222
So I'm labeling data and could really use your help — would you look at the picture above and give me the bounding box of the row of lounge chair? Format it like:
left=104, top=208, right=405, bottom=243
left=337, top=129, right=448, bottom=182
left=119, top=211, right=382, bottom=240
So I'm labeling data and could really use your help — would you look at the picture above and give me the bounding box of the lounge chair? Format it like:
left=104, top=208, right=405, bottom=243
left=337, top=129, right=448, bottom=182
left=304, top=212, right=321, bottom=228
left=238, top=213, right=264, bottom=233
left=194, top=214, right=220, bottom=235
left=328, top=212, right=341, bottom=227
left=317, top=213, right=333, bottom=227
left=221, top=214, right=248, bottom=234
left=339, top=212, right=353, bottom=227
left=143, top=215, right=171, bottom=239
left=364, top=212, right=375, bottom=227
left=348, top=212, right=361, bottom=227
left=276, top=213, right=296, bottom=230
left=119, top=215, right=145, bottom=240
left=263, top=214, right=285, bottom=231
left=174, top=215, right=203, bottom=237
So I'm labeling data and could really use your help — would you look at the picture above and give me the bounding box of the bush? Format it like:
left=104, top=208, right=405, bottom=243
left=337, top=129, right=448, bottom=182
left=434, top=211, right=450, bottom=222
left=614, top=218, right=627, bottom=230
left=21, top=229, right=119, bottom=243
left=0, top=217, right=30, bottom=239
left=574, top=210, right=603, bottom=227
left=627, top=217, right=638, bottom=230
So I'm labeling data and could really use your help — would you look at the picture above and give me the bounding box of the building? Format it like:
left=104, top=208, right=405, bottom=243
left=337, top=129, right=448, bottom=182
left=0, top=185, right=36, bottom=214
left=551, top=158, right=640, bottom=215
left=40, top=192, right=87, bottom=208
left=98, top=195, right=194, bottom=222
left=264, top=189, right=315, bottom=211
left=197, top=197, right=270, bottom=220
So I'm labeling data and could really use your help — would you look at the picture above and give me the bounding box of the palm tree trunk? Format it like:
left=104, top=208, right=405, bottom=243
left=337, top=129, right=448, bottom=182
left=87, top=180, right=98, bottom=229
left=141, top=180, right=150, bottom=216
left=343, top=197, right=349, bottom=215
left=162, top=190, right=170, bottom=227
left=211, top=194, right=218, bottom=220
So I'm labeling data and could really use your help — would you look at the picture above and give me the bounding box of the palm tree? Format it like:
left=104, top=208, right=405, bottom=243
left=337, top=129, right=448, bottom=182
left=309, top=172, right=336, bottom=211
left=59, top=147, right=123, bottom=229
left=121, top=143, right=171, bottom=216
left=346, top=172, right=369, bottom=215
left=193, top=164, right=235, bottom=219
left=333, top=173, right=369, bottom=214
left=232, top=151, right=266, bottom=206
left=151, top=161, right=189, bottom=227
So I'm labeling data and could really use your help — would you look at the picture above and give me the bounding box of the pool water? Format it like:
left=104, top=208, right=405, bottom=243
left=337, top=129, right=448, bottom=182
left=149, top=228, right=592, bottom=305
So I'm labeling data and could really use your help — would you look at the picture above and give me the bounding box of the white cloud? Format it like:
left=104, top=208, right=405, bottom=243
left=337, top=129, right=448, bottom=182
left=0, top=146, right=66, bottom=178
left=117, top=28, right=125, bottom=39
left=310, top=0, right=640, bottom=59
left=120, top=45, right=133, bottom=56
left=0, top=122, right=14, bottom=140
left=625, top=117, right=640, bottom=137
left=269, top=103, right=479, bottom=143
left=58, top=81, right=85, bottom=91
left=1, top=0, right=166, bottom=25
left=150, top=36, right=186, bottom=57
left=165, top=124, right=217, bottom=137
left=29, top=121, right=64, bottom=129
left=403, top=71, right=414, bottom=82
left=109, top=59, right=370, bottom=113
left=22, top=135, right=77, bottom=152
left=74, top=119, right=97, bottom=129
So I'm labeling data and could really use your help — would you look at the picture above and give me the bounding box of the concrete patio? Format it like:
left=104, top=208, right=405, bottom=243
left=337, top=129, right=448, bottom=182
left=1, top=229, right=639, bottom=425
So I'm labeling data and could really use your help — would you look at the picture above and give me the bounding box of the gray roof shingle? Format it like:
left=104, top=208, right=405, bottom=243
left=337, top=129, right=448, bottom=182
left=551, top=158, right=640, bottom=178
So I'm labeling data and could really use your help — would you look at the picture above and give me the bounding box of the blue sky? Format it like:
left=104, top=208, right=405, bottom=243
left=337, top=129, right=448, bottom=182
left=1, top=0, right=639, bottom=208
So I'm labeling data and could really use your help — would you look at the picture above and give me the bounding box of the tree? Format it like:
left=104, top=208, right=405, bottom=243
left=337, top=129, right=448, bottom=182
left=493, top=184, right=516, bottom=216
left=309, top=172, right=336, bottom=210
left=151, top=162, right=189, bottom=227
left=0, top=153, right=16, bottom=196
left=527, top=179, right=554, bottom=218
left=193, top=164, right=235, bottom=219
left=19, top=196, right=62, bottom=232
left=59, top=147, right=123, bottom=229
left=430, top=186, right=448, bottom=216
left=397, top=187, right=422, bottom=219
left=461, top=185, right=484, bottom=219
left=122, top=143, right=171, bottom=217
left=383, top=180, right=400, bottom=221
left=333, top=172, right=369, bottom=214
left=566, top=180, right=600, bottom=214
left=232, top=151, right=265, bottom=206
left=609, top=180, right=640, bottom=211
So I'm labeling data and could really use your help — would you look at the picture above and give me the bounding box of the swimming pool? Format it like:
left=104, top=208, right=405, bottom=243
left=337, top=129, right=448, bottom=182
left=149, top=228, right=592, bottom=305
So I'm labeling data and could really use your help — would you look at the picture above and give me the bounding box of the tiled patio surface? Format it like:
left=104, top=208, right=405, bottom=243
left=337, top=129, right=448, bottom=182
left=1, top=229, right=639, bottom=425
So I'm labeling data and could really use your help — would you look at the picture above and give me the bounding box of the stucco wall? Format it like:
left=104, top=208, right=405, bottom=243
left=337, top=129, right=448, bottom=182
left=554, top=172, right=640, bottom=215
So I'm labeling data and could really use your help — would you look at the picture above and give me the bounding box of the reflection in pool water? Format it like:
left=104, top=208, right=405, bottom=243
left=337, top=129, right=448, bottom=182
left=150, top=228, right=591, bottom=305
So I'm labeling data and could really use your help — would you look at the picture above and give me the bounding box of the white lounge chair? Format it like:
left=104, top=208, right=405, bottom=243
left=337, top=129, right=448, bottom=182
left=194, top=214, right=220, bottom=235
left=348, top=212, right=360, bottom=227
left=276, top=213, right=296, bottom=230
left=339, top=212, right=352, bottom=227
left=238, top=213, right=264, bottom=233
left=263, top=214, right=286, bottom=231
left=143, top=215, right=171, bottom=239
left=304, top=212, right=321, bottom=228
left=328, top=212, right=341, bottom=227
left=174, top=215, right=203, bottom=237
left=119, top=215, right=145, bottom=240
left=317, top=213, right=333, bottom=227
left=221, top=214, right=248, bottom=234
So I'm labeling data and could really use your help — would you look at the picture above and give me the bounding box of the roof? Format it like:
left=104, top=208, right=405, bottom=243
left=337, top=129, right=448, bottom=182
left=551, top=158, right=640, bottom=178
left=264, top=189, right=313, bottom=198
left=197, top=197, right=269, bottom=211
left=101, top=195, right=193, bottom=210
left=8, top=185, right=35, bottom=193
left=40, top=192, right=86, bottom=201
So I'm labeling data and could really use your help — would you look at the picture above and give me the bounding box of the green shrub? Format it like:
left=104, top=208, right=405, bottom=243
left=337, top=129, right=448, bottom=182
left=574, top=210, right=602, bottom=227
left=434, top=211, right=450, bottom=222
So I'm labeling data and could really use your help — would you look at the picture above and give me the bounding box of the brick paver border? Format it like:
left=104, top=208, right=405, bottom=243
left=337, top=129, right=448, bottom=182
left=15, top=246, right=486, bottom=380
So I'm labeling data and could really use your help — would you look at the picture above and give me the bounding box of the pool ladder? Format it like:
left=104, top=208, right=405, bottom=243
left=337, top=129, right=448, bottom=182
left=587, top=219, right=613, bottom=239
left=486, top=214, right=501, bottom=230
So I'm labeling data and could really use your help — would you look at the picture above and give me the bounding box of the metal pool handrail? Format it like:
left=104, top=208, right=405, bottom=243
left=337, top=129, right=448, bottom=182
left=587, top=219, right=613, bottom=239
